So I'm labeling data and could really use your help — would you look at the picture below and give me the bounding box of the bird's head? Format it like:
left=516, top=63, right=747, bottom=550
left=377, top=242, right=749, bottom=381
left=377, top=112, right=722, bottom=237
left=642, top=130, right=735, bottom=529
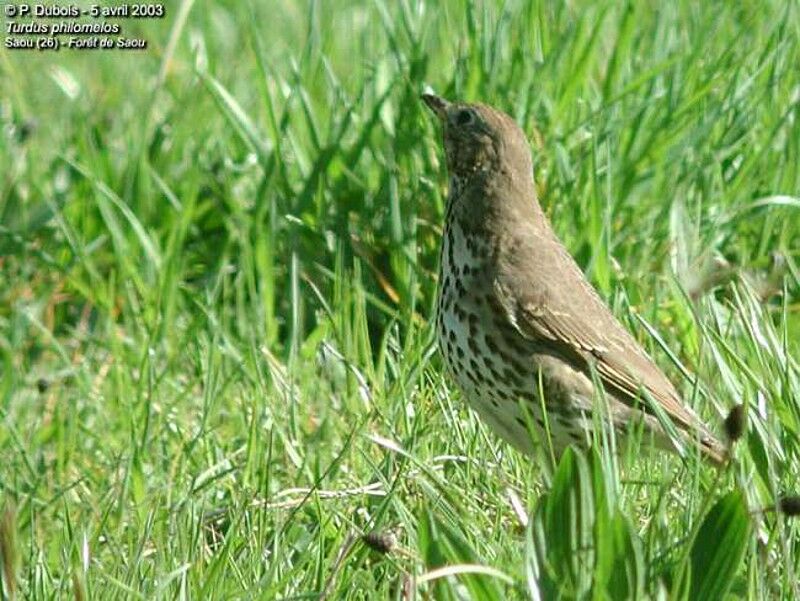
left=421, top=93, right=533, bottom=191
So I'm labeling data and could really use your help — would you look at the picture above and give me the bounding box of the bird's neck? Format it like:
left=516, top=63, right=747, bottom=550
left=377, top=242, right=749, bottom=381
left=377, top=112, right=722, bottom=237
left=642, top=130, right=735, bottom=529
left=447, top=168, right=543, bottom=238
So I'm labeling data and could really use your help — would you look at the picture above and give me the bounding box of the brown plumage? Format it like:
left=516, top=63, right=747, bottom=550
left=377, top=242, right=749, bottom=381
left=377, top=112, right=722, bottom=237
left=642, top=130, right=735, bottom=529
left=422, top=93, right=725, bottom=465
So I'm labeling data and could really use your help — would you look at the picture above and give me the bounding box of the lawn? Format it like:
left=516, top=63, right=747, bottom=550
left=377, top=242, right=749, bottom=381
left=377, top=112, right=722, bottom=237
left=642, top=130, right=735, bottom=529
left=1, top=0, right=799, bottom=598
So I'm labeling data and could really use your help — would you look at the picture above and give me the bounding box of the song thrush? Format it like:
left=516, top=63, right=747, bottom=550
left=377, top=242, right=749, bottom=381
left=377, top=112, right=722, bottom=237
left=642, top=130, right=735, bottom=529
left=422, top=93, right=725, bottom=464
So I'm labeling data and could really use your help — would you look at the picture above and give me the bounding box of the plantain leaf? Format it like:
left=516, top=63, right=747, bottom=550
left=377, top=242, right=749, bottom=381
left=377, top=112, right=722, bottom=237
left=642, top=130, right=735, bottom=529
left=535, top=448, right=595, bottom=597
left=688, top=490, right=751, bottom=600
left=418, top=509, right=508, bottom=600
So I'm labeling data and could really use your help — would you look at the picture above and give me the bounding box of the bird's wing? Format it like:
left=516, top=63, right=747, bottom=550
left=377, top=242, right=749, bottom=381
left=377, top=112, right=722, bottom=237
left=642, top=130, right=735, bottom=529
left=491, top=230, right=723, bottom=461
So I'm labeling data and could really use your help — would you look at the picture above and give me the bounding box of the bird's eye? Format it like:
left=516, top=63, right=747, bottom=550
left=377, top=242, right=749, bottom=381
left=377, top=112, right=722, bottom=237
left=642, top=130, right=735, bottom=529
left=455, top=109, right=474, bottom=126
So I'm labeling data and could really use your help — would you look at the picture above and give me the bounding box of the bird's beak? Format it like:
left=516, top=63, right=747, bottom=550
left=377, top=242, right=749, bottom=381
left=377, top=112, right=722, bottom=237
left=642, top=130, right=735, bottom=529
left=421, top=93, right=449, bottom=121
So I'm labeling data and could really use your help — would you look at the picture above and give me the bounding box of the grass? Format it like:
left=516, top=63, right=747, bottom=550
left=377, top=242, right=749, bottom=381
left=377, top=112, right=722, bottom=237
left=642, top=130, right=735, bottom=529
left=1, top=0, right=799, bottom=598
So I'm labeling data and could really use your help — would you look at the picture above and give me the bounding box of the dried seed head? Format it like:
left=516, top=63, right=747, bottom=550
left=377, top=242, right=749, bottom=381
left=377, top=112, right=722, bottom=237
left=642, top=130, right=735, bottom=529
left=724, top=404, right=746, bottom=443
left=778, top=496, right=800, bottom=517
left=362, top=530, right=395, bottom=554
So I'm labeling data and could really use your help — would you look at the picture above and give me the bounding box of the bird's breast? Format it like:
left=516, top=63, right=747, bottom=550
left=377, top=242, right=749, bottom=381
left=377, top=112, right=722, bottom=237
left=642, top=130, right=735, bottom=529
left=436, top=221, right=499, bottom=393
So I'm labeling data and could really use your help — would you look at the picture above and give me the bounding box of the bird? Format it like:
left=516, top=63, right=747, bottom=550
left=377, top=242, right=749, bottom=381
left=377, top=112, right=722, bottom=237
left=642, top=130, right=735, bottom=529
left=421, top=93, right=726, bottom=465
